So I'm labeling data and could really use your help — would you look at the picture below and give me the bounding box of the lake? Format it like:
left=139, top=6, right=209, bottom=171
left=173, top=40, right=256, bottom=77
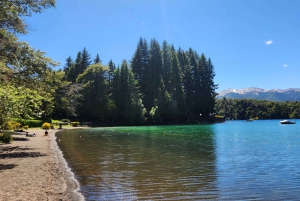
left=56, top=120, right=300, bottom=200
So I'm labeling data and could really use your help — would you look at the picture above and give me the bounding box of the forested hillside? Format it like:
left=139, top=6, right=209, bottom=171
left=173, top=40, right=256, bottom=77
left=215, top=98, right=300, bottom=120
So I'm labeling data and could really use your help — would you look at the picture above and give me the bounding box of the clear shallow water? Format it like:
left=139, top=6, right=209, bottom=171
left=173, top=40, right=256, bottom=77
left=56, top=120, right=300, bottom=200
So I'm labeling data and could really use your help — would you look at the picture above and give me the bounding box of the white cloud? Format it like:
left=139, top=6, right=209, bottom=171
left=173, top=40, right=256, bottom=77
left=265, top=40, right=273, bottom=45
left=283, top=64, right=288, bottom=68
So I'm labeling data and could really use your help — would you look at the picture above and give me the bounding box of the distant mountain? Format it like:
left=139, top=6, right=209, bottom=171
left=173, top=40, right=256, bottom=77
left=217, top=87, right=300, bottom=101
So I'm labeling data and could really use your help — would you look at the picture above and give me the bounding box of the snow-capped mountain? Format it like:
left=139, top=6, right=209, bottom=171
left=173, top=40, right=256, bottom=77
left=217, top=87, right=300, bottom=101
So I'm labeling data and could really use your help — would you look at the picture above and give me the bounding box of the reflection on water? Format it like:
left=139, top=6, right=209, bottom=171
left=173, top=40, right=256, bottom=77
left=57, top=121, right=300, bottom=200
left=57, top=125, right=218, bottom=200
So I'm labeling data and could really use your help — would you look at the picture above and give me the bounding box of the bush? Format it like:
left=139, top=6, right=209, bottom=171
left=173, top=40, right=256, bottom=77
left=23, top=125, right=29, bottom=129
left=0, top=132, right=13, bottom=143
left=71, top=122, right=80, bottom=127
left=61, top=119, right=70, bottom=123
left=42, top=122, right=51, bottom=129
left=17, top=119, right=44, bottom=128
left=3, top=121, right=14, bottom=130
left=15, top=122, right=21, bottom=129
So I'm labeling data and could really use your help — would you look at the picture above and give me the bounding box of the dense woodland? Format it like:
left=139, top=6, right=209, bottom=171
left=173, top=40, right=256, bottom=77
left=0, top=0, right=218, bottom=127
left=61, top=38, right=218, bottom=125
left=215, top=98, right=300, bottom=120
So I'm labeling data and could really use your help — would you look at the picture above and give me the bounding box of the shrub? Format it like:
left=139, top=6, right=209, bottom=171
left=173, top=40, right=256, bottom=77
left=15, top=122, right=21, bottom=129
left=71, top=122, right=80, bottom=127
left=61, top=119, right=70, bottom=123
left=0, top=132, right=13, bottom=143
left=42, top=122, right=51, bottom=129
left=17, top=119, right=44, bottom=128
left=3, top=122, right=14, bottom=130
left=23, top=125, right=29, bottom=129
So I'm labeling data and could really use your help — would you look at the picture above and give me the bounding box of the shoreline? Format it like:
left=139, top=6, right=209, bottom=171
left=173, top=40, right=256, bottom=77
left=0, top=128, right=84, bottom=200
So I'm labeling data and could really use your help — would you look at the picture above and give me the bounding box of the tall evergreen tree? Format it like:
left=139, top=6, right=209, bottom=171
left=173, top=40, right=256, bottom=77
left=195, top=53, right=207, bottom=115
left=143, top=38, right=165, bottom=111
left=177, top=47, right=191, bottom=117
left=71, top=51, right=82, bottom=83
left=63, top=56, right=75, bottom=82
left=94, top=53, right=102, bottom=64
left=161, top=40, right=172, bottom=92
left=203, top=57, right=218, bottom=116
left=80, top=47, right=91, bottom=72
left=131, top=37, right=150, bottom=112
left=187, top=48, right=198, bottom=114
left=170, top=45, right=185, bottom=122
left=131, top=38, right=144, bottom=81
left=112, top=60, right=146, bottom=125
left=63, top=56, right=72, bottom=72
left=131, top=38, right=149, bottom=84
left=108, top=59, right=115, bottom=93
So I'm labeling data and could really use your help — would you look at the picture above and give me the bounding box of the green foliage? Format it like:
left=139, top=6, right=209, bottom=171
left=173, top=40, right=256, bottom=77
left=61, top=37, right=218, bottom=125
left=149, top=106, right=162, bottom=124
left=3, top=121, right=14, bottom=130
left=71, top=122, right=80, bottom=127
left=18, top=119, right=43, bottom=128
left=0, top=1, right=58, bottom=127
left=15, top=122, right=21, bottom=129
left=215, top=97, right=300, bottom=120
left=76, top=63, right=110, bottom=120
left=0, top=85, right=45, bottom=126
left=111, top=60, right=146, bottom=125
left=42, top=122, right=51, bottom=129
left=60, top=119, right=70, bottom=123
left=0, top=132, right=13, bottom=143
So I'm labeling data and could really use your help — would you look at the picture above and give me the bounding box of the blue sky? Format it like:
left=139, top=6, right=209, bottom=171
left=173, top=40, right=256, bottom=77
left=19, top=0, right=300, bottom=92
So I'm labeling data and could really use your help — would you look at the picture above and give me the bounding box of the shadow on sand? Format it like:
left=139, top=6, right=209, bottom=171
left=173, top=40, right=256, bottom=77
left=0, top=164, right=17, bottom=171
left=0, top=146, right=47, bottom=159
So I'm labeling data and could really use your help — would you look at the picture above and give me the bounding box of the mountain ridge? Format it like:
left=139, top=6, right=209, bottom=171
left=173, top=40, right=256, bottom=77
left=217, top=87, right=300, bottom=101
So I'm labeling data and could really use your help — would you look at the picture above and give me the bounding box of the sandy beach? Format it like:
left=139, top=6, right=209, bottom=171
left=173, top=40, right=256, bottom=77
left=0, top=129, right=84, bottom=201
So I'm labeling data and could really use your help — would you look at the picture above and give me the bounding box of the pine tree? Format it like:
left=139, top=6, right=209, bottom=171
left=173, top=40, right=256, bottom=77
left=112, top=60, right=146, bottom=125
left=131, top=38, right=144, bottom=81
left=94, top=53, right=102, bottom=64
left=203, top=57, right=218, bottom=117
left=161, top=40, right=172, bottom=92
left=63, top=56, right=74, bottom=81
left=177, top=48, right=190, bottom=112
left=108, top=59, right=115, bottom=93
left=195, top=53, right=207, bottom=116
left=80, top=47, right=91, bottom=72
left=143, top=38, right=165, bottom=111
left=71, top=51, right=82, bottom=83
left=131, top=37, right=149, bottom=83
left=170, top=45, right=185, bottom=122
left=187, top=48, right=198, bottom=114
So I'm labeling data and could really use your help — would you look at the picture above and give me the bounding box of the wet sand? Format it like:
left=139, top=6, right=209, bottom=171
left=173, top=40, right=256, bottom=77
left=0, top=129, right=84, bottom=201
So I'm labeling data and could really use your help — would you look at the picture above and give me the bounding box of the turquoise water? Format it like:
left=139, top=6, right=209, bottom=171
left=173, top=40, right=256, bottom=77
left=56, top=120, right=300, bottom=200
